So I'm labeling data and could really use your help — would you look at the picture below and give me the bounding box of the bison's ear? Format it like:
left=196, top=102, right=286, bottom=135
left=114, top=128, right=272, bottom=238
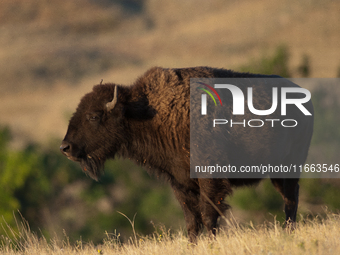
left=106, top=85, right=118, bottom=112
left=124, top=98, right=157, bottom=120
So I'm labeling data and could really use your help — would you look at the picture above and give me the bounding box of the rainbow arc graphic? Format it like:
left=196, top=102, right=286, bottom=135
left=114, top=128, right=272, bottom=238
left=197, top=82, right=222, bottom=115
left=197, top=82, right=223, bottom=106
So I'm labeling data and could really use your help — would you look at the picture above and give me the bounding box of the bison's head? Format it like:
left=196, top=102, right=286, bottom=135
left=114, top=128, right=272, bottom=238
left=60, top=84, right=124, bottom=180
left=60, top=83, right=157, bottom=180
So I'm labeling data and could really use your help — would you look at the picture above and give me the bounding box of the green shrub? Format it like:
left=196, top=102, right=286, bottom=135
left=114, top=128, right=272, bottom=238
left=239, top=45, right=290, bottom=77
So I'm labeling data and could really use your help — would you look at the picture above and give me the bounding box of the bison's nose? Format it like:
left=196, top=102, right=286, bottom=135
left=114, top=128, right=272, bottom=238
left=60, top=141, right=71, bottom=155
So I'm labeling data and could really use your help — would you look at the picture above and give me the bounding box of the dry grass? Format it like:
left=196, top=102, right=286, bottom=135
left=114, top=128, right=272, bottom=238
left=1, top=213, right=340, bottom=255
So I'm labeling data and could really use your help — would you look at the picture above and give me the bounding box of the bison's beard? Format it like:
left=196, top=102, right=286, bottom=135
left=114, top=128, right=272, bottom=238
left=80, top=155, right=105, bottom=181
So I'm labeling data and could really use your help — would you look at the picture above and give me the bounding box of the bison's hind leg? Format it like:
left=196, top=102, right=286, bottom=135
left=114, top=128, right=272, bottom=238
left=198, top=179, right=231, bottom=237
left=271, top=178, right=299, bottom=228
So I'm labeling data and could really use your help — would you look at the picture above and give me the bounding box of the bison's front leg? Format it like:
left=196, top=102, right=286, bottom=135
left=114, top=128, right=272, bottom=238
left=198, top=179, right=230, bottom=237
left=171, top=183, right=203, bottom=243
left=199, top=195, right=219, bottom=237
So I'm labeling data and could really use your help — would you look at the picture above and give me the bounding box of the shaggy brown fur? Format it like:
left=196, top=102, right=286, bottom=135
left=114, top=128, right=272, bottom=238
left=60, top=66, right=314, bottom=242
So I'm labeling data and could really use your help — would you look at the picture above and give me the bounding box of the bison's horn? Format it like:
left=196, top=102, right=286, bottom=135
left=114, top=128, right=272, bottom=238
left=106, top=85, right=118, bottom=112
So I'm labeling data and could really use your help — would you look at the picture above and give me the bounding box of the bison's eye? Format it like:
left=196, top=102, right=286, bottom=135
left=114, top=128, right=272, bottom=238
left=86, top=112, right=102, bottom=122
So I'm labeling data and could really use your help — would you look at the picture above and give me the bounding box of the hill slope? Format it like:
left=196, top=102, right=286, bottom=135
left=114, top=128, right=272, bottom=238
left=0, top=0, right=339, bottom=145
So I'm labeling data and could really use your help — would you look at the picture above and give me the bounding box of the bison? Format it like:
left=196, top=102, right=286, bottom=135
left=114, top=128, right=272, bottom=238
left=60, top=66, right=314, bottom=243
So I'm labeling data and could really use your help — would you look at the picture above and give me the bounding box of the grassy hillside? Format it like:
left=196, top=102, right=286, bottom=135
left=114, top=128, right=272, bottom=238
left=0, top=0, right=339, bottom=146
